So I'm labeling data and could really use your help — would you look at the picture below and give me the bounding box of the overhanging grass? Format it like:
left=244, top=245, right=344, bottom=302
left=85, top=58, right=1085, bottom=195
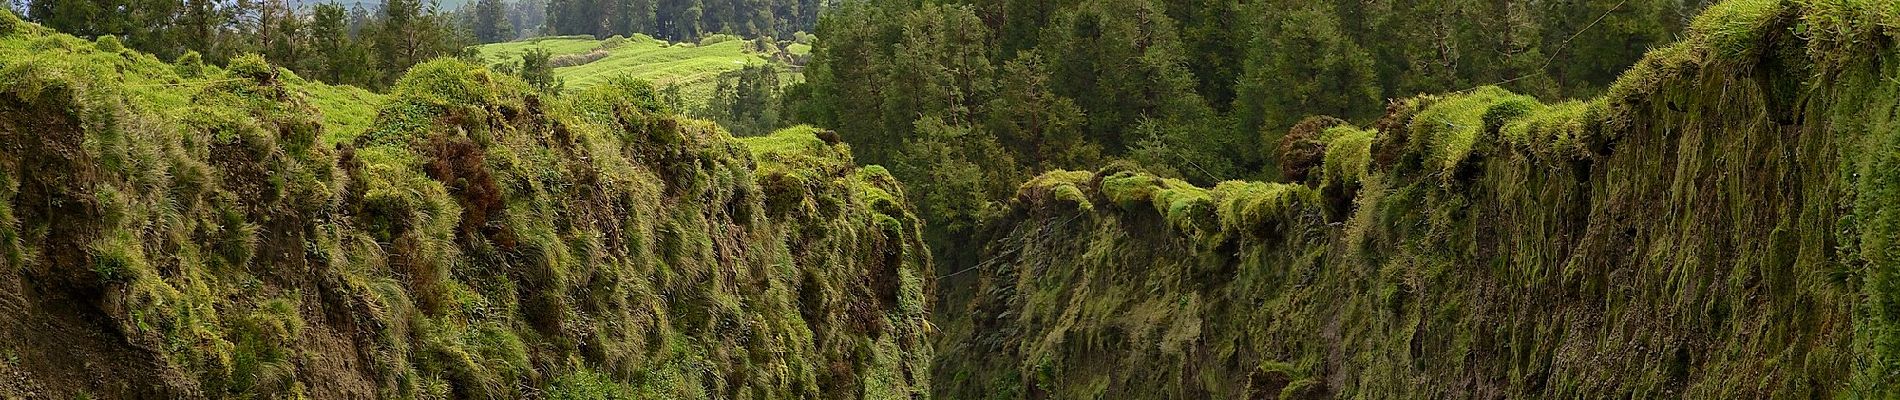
left=934, top=2, right=1900, bottom=398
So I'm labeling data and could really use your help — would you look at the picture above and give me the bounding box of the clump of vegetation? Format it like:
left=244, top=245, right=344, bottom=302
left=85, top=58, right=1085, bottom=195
left=697, top=33, right=743, bottom=47
left=547, top=49, right=608, bottom=68
left=518, top=48, right=562, bottom=93
left=225, top=53, right=277, bottom=83
left=1498, top=100, right=1601, bottom=161
left=596, top=35, right=629, bottom=50
left=1277, top=116, right=1349, bottom=183
left=173, top=50, right=204, bottom=77
left=1403, top=86, right=1539, bottom=177
left=0, top=9, right=21, bottom=36
left=1016, top=170, right=1096, bottom=212
left=1691, top=0, right=1790, bottom=59
left=92, top=34, right=120, bottom=52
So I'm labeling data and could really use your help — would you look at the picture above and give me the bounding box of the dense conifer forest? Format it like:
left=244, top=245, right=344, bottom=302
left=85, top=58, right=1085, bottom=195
left=3, top=0, right=1900, bottom=398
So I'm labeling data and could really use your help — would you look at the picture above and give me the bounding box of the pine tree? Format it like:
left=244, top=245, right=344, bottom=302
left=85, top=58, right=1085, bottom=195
left=311, top=3, right=362, bottom=84
left=519, top=47, right=561, bottom=93
left=1168, top=0, right=1244, bottom=110
left=473, top=0, right=512, bottom=43
left=507, top=0, right=544, bottom=38
left=257, top=0, right=309, bottom=70
left=656, top=0, right=702, bottom=40
left=701, top=64, right=780, bottom=137
left=1232, top=0, right=1379, bottom=176
left=368, top=0, right=468, bottom=87
left=986, top=54, right=1094, bottom=171
left=1036, top=0, right=1211, bottom=156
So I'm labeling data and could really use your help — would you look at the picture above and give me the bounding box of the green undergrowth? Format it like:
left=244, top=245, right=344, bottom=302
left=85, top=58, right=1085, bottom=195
left=0, top=13, right=930, bottom=399
left=936, top=0, right=1900, bottom=398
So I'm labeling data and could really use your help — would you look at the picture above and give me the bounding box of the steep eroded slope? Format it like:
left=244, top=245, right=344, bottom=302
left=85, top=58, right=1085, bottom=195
left=936, top=1, right=1900, bottom=398
left=0, top=12, right=931, bottom=399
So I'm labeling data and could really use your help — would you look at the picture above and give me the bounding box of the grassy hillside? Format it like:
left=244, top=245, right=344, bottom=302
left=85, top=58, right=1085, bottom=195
left=935, top=0, right=1900, bottom=398
left=0, top=12, right=930, bottom=399
left=0, top=21, right=385, bottom=143
left=475, top=35, right=791, bottom=109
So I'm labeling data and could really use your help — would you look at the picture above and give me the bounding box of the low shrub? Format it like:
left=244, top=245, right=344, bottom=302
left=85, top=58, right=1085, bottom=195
left=95, top=35, right=122, bottom=53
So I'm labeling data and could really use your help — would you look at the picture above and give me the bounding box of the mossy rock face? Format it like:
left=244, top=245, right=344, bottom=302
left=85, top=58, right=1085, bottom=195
left=0, top=22, right=932, bottom=400
left=934, top=2, right=1900, bottom=399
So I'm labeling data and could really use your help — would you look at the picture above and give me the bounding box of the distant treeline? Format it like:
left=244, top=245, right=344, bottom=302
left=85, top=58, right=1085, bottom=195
left=544, top=0, right=826, bottom=41
left=791, top=0, right=1712, bottom=269
left=16, top=0, right=470, bottom=89
left=11, top=0, right=814, bottom=90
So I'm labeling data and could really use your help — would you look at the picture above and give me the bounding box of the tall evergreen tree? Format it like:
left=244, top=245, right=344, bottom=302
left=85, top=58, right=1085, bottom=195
left=986, top=53, right=1093, bottom=171
left=473, top=0, right=512, bottom=42
left=367, top=0, right=467, bottom=87
left=1036, top=0, right=1211, bottom=156
left=656, top=0, right=702, bottom=40
left=1233, top=0, right=1380, bottom=175
left=519, top=47, right=560, bottom=93
left=257, top=0, right=310, bottom=70
left=507, top=0, right=545, bottom=37
left=537, top=0, right=817, bottom=40
left=1168, top=0, right=1244, bottom=110
left=311, top=2, right=375, bottom=86
left=700, top=64, right=780, bottom=137
left=1538, top=0, right=1685, bottom=95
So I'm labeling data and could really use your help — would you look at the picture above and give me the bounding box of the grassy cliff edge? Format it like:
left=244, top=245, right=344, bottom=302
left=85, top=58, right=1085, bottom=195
left=0, top=12, right=931, bottom=399
left=937, top=0, right=1900, bottom=398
